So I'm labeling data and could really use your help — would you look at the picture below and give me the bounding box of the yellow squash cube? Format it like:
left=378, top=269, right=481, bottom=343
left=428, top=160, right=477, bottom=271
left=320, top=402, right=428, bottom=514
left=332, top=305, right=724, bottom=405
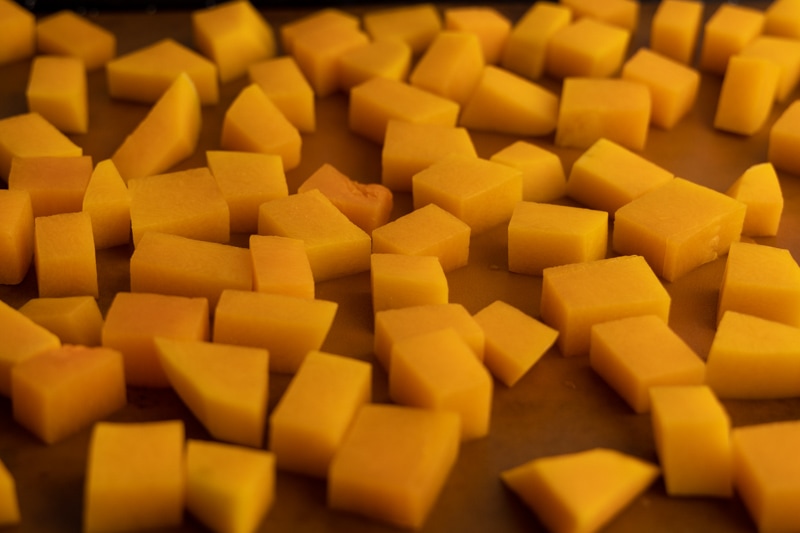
left=725, top=162, right=784, bottom=237
left=26, top=55, right=87, bottom=134
left=279, top=8, right=359, bottom=55
left=0, top=0, right=34, bottom=66
left=410, top=31, right=484, bottom=105
left=699, top=3, right=765, bottom=75
left=82, top=159, right=131, bottom=250
left=500, top=2, right=571, bottom=80
left=249, top=234, right=314, bottom=299
left=18, top=295, right=104, bottom=346
left=545, top=17, right=631, bottom=79
left=371, top=253, right=448, bottom=313
left=336, top=39, right=412, bottom=92
left=0, top=112, right=82, bottom=182
left=248, top=56, right=315, bottom=132
left=650, top=0, right=703, bottom=64
left=34, top=212, right=97, bottom=298
left=443, top=6, right=511, bottom=65
left=741, top=35, right=800, bottom=103
left=35, top=9, right=115, bottom=70
left=769, top=99, right=800, bottom=176
left=490, top=141, right=566, bottom=203
left=714, top=55, right=780, bottom=136
left=0, top=189, right=34, bottom=285
left=0, top=458, right=20, bottom=527
left=362, top=4, right=441, bottom=56
left=8, top=154, right=92, bottom=218
left=291, top=23, right=369, bottom=97
left=560, top=0, right=639, bottom=31
left=765, top=0, right=800, bottom=39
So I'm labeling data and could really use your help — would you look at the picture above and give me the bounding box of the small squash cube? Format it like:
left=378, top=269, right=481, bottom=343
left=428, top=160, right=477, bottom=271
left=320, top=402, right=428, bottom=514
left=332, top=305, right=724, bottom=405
left=490, top=141, right=566, bottom=203
left=741, top=35, right=800, bottom=103
left=279, top=8, right=359, bottom=55
left=714, top=55, right=780, bottom=136
left=768, top=99, right=800, bottom=176
left=18, top=296, right=104, bottom=346
left=82, top=159, right=131, bottom=250
left=0, top=0, right=34, bottom=66
left=248, top=56, right=315, bottom=133
left=336, top=39, right=412, bottom=92
left=560, top=0, right=639, bottom=31
left=0, top=112, right=82, bottom=182
left=26, top=55, right=87, bottom=134
left=0, top=189, right=34, bottom=285
left=35, top=9, right=115, bottom=70
left=8, top=154, right=93, bottom=218
left=500, top=2, right=571, bottom=80
left=725, top=162, right=784, bottom=237
left=699, top=3, right=765, bottom=75
left=443, top=6, right=511, bottom=65
left=545, top=17, right=631, bottom=79
left=410, top=31, right=484, bottom=105
left=649, top=0, right=703, bottom=65
left=249, top=234, right=314, bottom=299
left=362, top=4, right=441, bottom=56
left=371, top=253, right=448, bottom=313
left=291, top=23, right=369, bottom=97
left=34, top=212, right=98, bottom=298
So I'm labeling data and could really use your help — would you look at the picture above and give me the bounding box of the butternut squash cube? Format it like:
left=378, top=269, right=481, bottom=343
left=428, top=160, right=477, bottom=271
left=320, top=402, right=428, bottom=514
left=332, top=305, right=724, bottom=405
left=0, top=189, right=33, bottom=285
left=111, top=72, right=201, bottom=183
left=0, top=112, right=82, bottom=183
left=490, top=141, right=566, bottom=203
left=649, top=385, right=733, bottom=497
left=765, top=0, right=800, bottom=39
left=35, top=9, right=115, bottom=71
left=26, top=55, right=87, bottom=134
left=348, top=77, right=460, bottom=144
left=410, top=31, right=484, bottom=105
left=155, top=338, right=269, bottom=448
left=555, top=78, right=651, bottom=151
left=83, top=420, right=185, bottom=533
left=725, top=162, right=784, bottom=237
left=0, top=458, right=20, bottom=527
left=545, top=17, right=631, bottom=79
left=257, top=189, right=371, bottom=282
left=0, top=0, right=34, bottom=66
left=11, top=345, right=126, bottom=445
left=18, top=296, right=104, bottom=346
left=328, top=404, right=460, bottom=530
left=474, top=300, right=558, bottom=387
left=541, top=255, right=671, bottom=358
left=101, top=291, right=209, bottom=388
left=279, top=8, right=359, bottom=55
left=699, top=4, right=765, bottom=75
left=248, top=56, right=315, bottom=132
left=130, top=232, right=252, bottom=309
left=589, top=315, right=705, bottom=413
left=412, top=155, right=523, bottom=234
left=371, top=203, right=471, bottom=273
left=185, top=439, right=275, bottom=533
left=249, top=234, right=314, bottom=300
left=443, top=6, right=511, bottom=65
left=220, top=83, right=301, bottom=171
left=206, top=150, right=288, bottom=234
left=501, top=448, right=659, bottom=533
left=191, top=0, right=276, bottom=83
left=560, top=0, right=639, bottom=32
left=741, top=35, right=800, bottom=103
left=714, top=55, right=779, bottom=136
left=291, top=23, right=369, bottom=97
left=82, top=159, right=131, bottom=250
left=613, top=178, right=747, bottom=281
left=269, top=350, right=371, bottom=477
left=297, top=163, right=393, bottom=234
left=768, top=99, right=800, bottom=176
left=500, top=2, right=571, bottom=80
left=362, top=4, right=441, bottom=56
left=459, top=65, right=559, bottom=137
left=650, top=0, right=703, bottom=65
left=371, top=253, right=448, bottom=313
left=8, top=154, right=92, bottom=218
left=213, top=289, right=338, bottom=374
left=106, top=38, right=218, bottom=105
left=34, top=212, right=98, bottom=298
left=508, top=202, right=608, bottom=276
left=337, top=39, right=412, bottom=92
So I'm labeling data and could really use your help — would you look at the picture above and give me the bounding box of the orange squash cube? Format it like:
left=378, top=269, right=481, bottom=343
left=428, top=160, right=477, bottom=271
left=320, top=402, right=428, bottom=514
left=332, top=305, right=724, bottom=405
left=699, top=3, right=765, bottom=75
left=35, top=9, right=115, bottom=71
left=725, top=162, right=784, bottom=237
left=500, top=2, right=571, bottom=80
left=362, top=4, right=441, bottom=56
left=337, top=38, right=412, bottom=92
left=0, top=458, right=20, bottom=527
left=8, top=154, right=92, bottom=218
left=409, top=31, right=484, bottom=105
left=0, top=0, right=34, bottom=66
left=249, top=234, right=314, bottom=300
left=444, top=6, right=511, bottom=65
left=371, top=253, right=448, bottom=313
left=248, top=56, right=315, bottom=133
left=34, top=212, right=98, bottom=298
left=291, top=23, right=369, bottom=97
left=0, top=189, right=34, bottom=285
left=490, top=141, right=566, bottom=203
left=0, top=112, right=82, bottom=183
left=18, top=296, right=104, bottom=346
left=26, top=55, right=88, bottom=134
left=82, top=159, right=131, bottom=250
left=545, top=17, right=631, bottom=79
left=765, top=0, right=800, bottom=39
left=650, top=0, right=703, bottom=65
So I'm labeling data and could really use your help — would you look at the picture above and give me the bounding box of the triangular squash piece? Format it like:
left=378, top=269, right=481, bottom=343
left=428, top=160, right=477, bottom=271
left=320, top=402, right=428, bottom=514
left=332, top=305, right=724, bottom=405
left=725, top=162, right=783, bottom=237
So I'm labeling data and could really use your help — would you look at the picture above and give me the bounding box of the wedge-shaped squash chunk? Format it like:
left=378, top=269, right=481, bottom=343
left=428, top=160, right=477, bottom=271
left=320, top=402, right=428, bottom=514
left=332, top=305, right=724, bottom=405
left=18, top=295, right=103, bottom=346
left=725, top=162, right=783, bottom=237
left=362, top=4, right=441, bottom=56
left=0, top=189, right=33, bottom=285
left=34, top=211, right=98, bottom=298
left=443, top=6, right=511, bottom=65
left=8, top=154, right=92, bottom=218
left=371, top=253, right=448, bottom=313
left=269, top=350, right=371, bottom=477
left=769, top=99, right=800, bottom=176
left=0, top=458, right=20, bottom=527
left=35, top=9, right=115, bottom=70
left=613, top=178, right=747, bottom=281
left=328, top=404, right=460, bottom=530
left=650, top=0, right=703, bottom=65
left=0, top=0, right=34, bottom=66
left=26, top=55, right=87, bottom=134
left=111, top=72, right=201, bottom=183
left=248, top=56, right=315, bottom=133
left=257, top=189, right=371, bottom=282
left=83, top=421, right=185, bottom=533
left=410, top=31, right=484, bottom=105
left=291, top=22, right=369, bottom=97
left=501, top=448, right=660, bottom=533
left=0, top=112, right=82, bottom=183
left=490, top=141, right=566, bottom=202
left=249, top=234, right=314, bottom=299
left=546, top=17, right=631, bottom=79
left=741, top=35, right=800, bottom=103
left=155, top=338, right=268, bottom=448
left=560, top=0, right=639, bottom=31
left=279, top=8, right=359, bottom=55
left=213, top=289, right=338, bottom=374
left=714, top=55, right=779, bottom=136
left=765, top=0, right=800, bottom=39
left=541, top=255, right=671, bottom=357
left=11, top=345, right=126, bottom=445
left=337, top=39, right=412, bottom=92
left=699, top=3, right=765, bottom=75
left=82, top=159, right=131, bottom=250
left=500, top=1, right=571, bottom=80
left=185, top=439, right=275, bottom=533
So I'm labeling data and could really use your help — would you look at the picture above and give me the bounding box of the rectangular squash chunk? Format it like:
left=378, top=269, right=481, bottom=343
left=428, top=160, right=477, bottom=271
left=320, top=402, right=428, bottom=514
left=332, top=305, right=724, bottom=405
left=0, top=112, right=82, bottom=182
left=370, top=253, right=448, bottom=313
left=26, top=55, right=88, bottom=134
left=443, top=6, right=511, bottom=65
left=699, top=3, right=766, bottom=75
left=500, top=2, right=571, bottom=80
left=714, top=55, right=779, bottom=136
left=337, top=39, right=412, bottom=92
left=0, top=0, right=34, bottom=66
left=279, top=8, right=359, bottom=56
left=0, top=189, right=34, bottom=285
left=249, top=234, right=314, bottom=300
left=8, top=154, right=93, bottom=218
left=545, top=17, right=631, bottom=79
left=248, top=56, right=315, bottom=133
left=410, top=31, right=484, bottom=105
left=18, top=295, right=104, bottom=346
left=725, top=162, right=784, bottom=237
left=82, top=159, right=131, bottom=250
left=490, top=140, right=566, bottom=203
left=649, top=0, right=703, bottom=65
left=35, top=9, right=116, bottom=71
left=362, top=3, right=442, bottom=56
left=34, top=211, right=98, bottom=298
left=741, top=35, right=800, bottom=103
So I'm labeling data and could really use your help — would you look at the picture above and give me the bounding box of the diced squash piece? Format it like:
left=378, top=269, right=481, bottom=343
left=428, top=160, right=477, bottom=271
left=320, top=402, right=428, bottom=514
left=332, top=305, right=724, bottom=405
left=249, top=234, right=314, bottom=299
left=0, top=300, right=61, bottom=397
left=328, top=404, right=460, bottom=530
left=444, top=6, right=511, bottom=65
left=769, top=99, right=800, bottom=176
left=371, top=253, right=448, bottom=313
left=560, top=0, right=639, bottom=31
left=500, top=2, right=571, bottom=80
left=541, top=255, right=671, bottom=358
left=765, top=0, right=800, bottom=39
left=731, top=420, right=800, bottom=533
left=82, top=159, right=131, bottom=250
left=556, top=78, right=651, bottom=151
left=410, top=31, right=484, bottom=105
left=621, top=48, right=700, bottom=130
left=501, top=448, right=660, bottom=533
left=269, top=351, right=371, bottom=477
left=26, top=55, right=87, bottom=134
left=83, top=420, right=185, bottom=533
left=649, top=385, right=733, bottom=497
left=106, top=38, right=218, bottom=105
left=257, top=189, right=371, bottom=282
left=474, top=300, right=558, bottom=387
left=111, top=72, right=201, bottom=183
left=220, top=83, right=301, bottom=172
left=508, top=202, right=608, bottom=276
left=291, top=23, right=369, bottom=97
left=348, top=77, right=460, bottom=144
left=185, top=439, right=275, bottom=533
left=650, top=0, right=703, bottom=65
left=191, top=0, right=276, bottom=83
left=34, top=212, right=98, bottom=298
left=337, top=39, right=412, bottom=92
left=11, top=345, right=126, bottom=445
left=248, top=56, right=315, bottom=133
left=35, top=9, right=115, bottom=70
left=412, top=155, right=523, bottom=234
left=155, top=338, right=268, bottom=448
left=741, top=35, right=800, bottom=103
left=566, top=138, right=674, bottom=215
left=9, top=154, right=92, bottom=218
left=0, top=189, right=34, bottom=285
left=725, top=162, right=784, bottom=237
left=0, top=112, right=82, bottom=183
left=213, top=289, right=338, bottom=374
left=459, top=65, right=559, bottom=137
left=373, top=302, right=485, bottom=370
left=18, top=296, right=104, bottom=346
left=0, top=458, right=20, bottom=527
left=706, top=311, right=800, bottom=399
left=130, top=232, right=252, bottom=309
left=613, top=178, right=747, bottom=282
left=699, top=4, right=766, bottom=75
left=280, top=8, right=359, bottom=55
left=0, top=0, right=34, bottom=66
left=714, top=55, right=779, bottom=136
left=297, top=163, right=393, bottom=234
left=101, top=291, right=209, bottom=388
left=362, top=4, right=441, bottom=56
left=589, top=315, right=705, bottom=413
left=545, top=17, right=631, bottom=79
left=206, top=150, right=287, bottom=234
left=490, top=141, right=566, bottom=203
left=371, top=203, right=471, bottom=273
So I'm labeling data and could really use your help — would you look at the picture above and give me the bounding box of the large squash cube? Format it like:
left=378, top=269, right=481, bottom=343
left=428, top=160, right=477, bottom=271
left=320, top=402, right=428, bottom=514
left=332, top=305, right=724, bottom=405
left=249, top=234, right=314, bottom=299
left=35, top=9, right=115, bottom=70
left=34, top=212, right=97, bottom=298
left=18, top=296, right=104, bottom=346
left=8, top=154, right=92, bottom=218
left=410, top=31, right=484, bottom=105
left=699, top=4, right=765, bottom=75
left=371, top=253, right=448, bottom=313
left=362, top=4, right=441, bottom=56
left=741, top=35, right=800, bottom=103
left=765, top=0, right=800, bottom=39
left=714, top=55, right=779, bottom=136
left=545, top=17, right=630, bottom=79
left=26, top=55, right=87, bottom=134
left=500, top=2, right=571, bottom=80
left=725, top=162, right=784, bottom=237
left=0, top=0, right=34, bottom=66
left=0, top=458, right=20, bottom=527
left=337, top=39, right=412, bottom=92
left=0, top=112, right=82, bottom=183
left=82, top=159, right=131, bottom=250
left=650, top=0, right=703, bottom=65
left=291, top=23, right=369, bottom=97
left=248, top=56, right=315, bottom=133
left=0, top=189, right=34, bottom=285
left=769, top=99, right=800, bottom=176
left=490, top=141, right=566, bottom=203
left=443, top=6, right=511, bottom=65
